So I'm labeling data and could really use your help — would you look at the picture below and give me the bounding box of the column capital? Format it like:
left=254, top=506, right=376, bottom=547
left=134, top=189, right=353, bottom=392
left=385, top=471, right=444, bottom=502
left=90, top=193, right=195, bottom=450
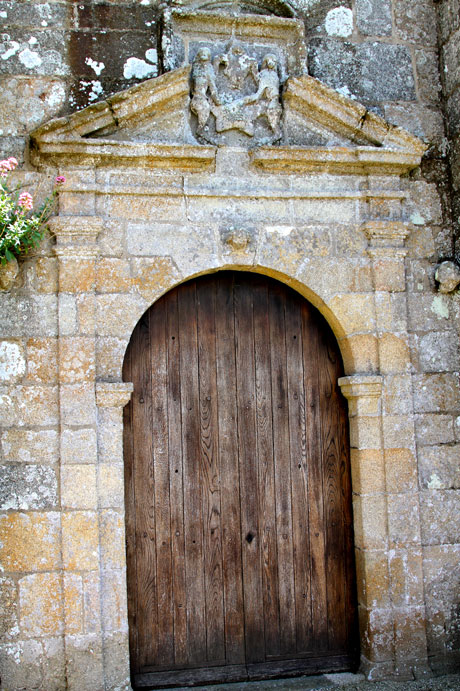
left=49, top=215, right=103, bottom=256
left=362, top=221, right=411, bottom=248
left=96, top=382, right=134, bottom=408
left=338, top=375, right=383, bottom=400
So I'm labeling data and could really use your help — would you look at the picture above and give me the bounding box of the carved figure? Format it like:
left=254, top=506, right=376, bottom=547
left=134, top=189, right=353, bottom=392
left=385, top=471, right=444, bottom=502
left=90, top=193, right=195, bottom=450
left=190, top=45, right=283, bottom=141
left=242, top=54, right=282, bottom=134
left=214, top=39, right=258, bottom=91
left=190, top=47, right=222, bottom=130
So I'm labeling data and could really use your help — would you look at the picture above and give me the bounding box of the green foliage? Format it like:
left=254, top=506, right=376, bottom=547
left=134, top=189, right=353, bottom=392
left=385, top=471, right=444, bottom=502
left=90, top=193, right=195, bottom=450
left=0, top=158, right=65, bottom=266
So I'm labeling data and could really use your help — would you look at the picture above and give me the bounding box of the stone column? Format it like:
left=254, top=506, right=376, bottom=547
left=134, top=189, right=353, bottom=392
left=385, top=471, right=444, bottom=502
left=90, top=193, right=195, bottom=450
left=338, top=374, right=393, bottom=679
left=50, top=216, right=106, bottom=690
left=95, top=382, right=133, bottom=691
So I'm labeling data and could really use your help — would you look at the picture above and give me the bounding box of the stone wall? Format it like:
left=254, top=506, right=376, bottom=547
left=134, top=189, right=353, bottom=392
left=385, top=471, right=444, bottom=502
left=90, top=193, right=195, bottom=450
left=436, top=0, right=460, bottom=254
left=0, top=2, right=459, bottom=690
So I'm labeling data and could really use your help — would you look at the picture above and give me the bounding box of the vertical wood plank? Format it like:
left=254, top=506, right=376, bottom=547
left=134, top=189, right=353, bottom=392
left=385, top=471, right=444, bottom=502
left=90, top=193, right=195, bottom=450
left=284, top=295, right=312, bottom=653
left=165, top=290, right=188, bottom=666
left=196, top=278, right=226, bottom=663
left=301, top=302, right=328, bottom=651
left=234, top=276, right=265, bottom=663
left=150, top=297, right=174, bottom=665
left=178, top=282, right=207, bottom=664
left=253, top=279, right=280, bottom=659
left=268, top=283, right=296, bottom=655
left=318, top=330, right=344, bottom=650
left=215, top=274, right=245, bottom=664
left=131, top=311, right=159, bottom=668
left=122, top=334, right=139, bottom=672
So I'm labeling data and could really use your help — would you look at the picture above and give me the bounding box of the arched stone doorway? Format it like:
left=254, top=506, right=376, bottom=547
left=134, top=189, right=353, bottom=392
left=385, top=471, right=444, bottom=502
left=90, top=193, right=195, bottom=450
left=123, top=271, right=359, bottom=688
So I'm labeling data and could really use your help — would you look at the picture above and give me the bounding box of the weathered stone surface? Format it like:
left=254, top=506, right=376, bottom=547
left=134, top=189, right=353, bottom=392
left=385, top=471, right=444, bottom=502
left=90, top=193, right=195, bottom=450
left=0, top=77, right=67, bottom=135
left=384, top=448, right=417, bottom=493
left=435, top=261, right=460, bottom=294
left=0, top=30, right=69, bottom=77
left=65, top=634, right=104, bottom=691
left=413, top=373, right=460, bottom=413
left=96, top=294, right=147, bottom=338
left=97, top=406, right=123, bottom=464
left=19, top=572, right=63, bottom=636
left=417, top=332, right=460, bottom=372
left=59, top=337, right=95, bottom=383
left=416, top=414, right=455, bottom=446
left=350, top=449, right=385, bottom=495
left=394, top=0, right=438, bottom=45
left=99, top=509, right=125, bottom=569
left=26, top=338, right=58, bottom=383
left=388, top=494, right=421, bottom=548
left=355, top=549, right=390, bottom=608
left=418, top=445, right=460, bottom=489
left=61, top=428, right=97, bottom=465
left=384, top=104, right=445, bottom=146
left=98, top=464, right=124, bottom=509
left=0, top=341, right=25, bottom=383
left=14, top=384, right=59, bottom=426
left=415, top=49, right=443, bottom=106
left=420, top=490, right=460, bottom=544
left=353, top=495, right=387, bottom=550
left=1, top=428, right=58, bottom=464
left=0, top=464, right=57, bottom=510
left=356, top=0, right=392, bottom=37
left=0, top=576, right=18, bottom=641
left=0, top=639, right=44, bottom=690
left=96, top=336, right=129, bottom=380
left=0, top=294, right=57, bottom=338
left=60, top=383, right=96, bottom=427
left=0, top=511, right=60, bottom=571
left=423, top=544, right=460, bottom=656
left=389, top=548, right=424, bottom=607
left=62, top=511, right=99, bottom=571
left=62, top=465, right=97, bottom=510
left=308, top=39, right=416, bottom=103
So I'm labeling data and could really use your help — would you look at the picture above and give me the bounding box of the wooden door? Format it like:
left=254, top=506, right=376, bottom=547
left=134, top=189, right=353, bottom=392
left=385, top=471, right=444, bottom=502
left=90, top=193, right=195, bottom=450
left=123, top=272, right=358, bottom=689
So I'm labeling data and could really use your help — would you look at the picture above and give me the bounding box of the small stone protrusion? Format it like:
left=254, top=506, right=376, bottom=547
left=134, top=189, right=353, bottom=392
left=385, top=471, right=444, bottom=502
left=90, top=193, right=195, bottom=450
left=0, top=256, right=19, bottom=291
left=435, top=260, right=460, bottom=294
left=225, top=229, right=251, bottom=251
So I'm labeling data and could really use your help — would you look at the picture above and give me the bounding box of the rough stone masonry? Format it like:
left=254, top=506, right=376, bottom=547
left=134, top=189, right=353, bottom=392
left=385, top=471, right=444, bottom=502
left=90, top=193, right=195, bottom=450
left=0, top=1, right=459, bottom=690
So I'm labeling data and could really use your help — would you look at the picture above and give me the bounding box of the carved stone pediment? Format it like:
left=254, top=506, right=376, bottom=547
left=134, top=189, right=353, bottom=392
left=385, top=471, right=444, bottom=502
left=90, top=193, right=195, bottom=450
left=30, top=9, right=426, bottom=173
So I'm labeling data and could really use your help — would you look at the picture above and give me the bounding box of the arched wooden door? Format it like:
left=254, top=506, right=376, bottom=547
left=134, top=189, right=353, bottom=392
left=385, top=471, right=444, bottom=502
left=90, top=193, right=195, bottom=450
left=123, top=272, right=358, bottom=689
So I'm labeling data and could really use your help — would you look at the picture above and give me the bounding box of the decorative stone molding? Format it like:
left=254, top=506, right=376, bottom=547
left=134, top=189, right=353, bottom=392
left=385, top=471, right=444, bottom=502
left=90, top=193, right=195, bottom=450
left=250, top=147, right=422, bottom=175
left=339, top=375, right=383, bottom=399
left=338, top=375, right=383, bottom=417
left=96, top=382, right=134, bottom=408
left=224, top=228, right=252, bottom=251
left=363, top=221, right=412, bottom=248
left=48, top=215, right=103, bottom=243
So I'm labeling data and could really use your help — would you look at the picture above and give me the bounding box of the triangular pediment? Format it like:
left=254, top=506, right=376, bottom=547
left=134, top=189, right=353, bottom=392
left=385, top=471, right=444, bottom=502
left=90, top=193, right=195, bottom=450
left=31, top=60, right=426, bottom=175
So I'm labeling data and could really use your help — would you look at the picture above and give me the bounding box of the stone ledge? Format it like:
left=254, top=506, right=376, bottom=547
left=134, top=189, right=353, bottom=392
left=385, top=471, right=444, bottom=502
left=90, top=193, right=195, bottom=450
left=250, top=146, right=422, bottom=175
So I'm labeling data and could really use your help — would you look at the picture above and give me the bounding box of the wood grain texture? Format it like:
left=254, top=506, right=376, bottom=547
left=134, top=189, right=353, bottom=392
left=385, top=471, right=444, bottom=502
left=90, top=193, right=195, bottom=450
left=123, top=272, right=358, bottom=687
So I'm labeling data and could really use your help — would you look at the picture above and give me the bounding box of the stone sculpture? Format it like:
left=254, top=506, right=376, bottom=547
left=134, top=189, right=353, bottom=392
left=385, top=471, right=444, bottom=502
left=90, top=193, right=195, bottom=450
left=190, top=40, right=283, bottom=143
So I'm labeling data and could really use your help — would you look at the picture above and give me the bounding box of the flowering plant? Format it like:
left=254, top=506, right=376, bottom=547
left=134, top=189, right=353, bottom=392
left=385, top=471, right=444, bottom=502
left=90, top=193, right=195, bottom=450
left=0, top=157, right=65, bottom=265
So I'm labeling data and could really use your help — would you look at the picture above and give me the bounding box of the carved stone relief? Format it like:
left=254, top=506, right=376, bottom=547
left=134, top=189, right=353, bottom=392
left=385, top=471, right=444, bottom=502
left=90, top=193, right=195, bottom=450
left=190, top=39, right=284, bottom=145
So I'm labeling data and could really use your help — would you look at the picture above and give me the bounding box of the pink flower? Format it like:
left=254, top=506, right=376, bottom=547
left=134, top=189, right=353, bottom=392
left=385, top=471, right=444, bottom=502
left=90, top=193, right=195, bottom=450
left=7, top=157, right=18, bottom=169
left=55, top=175, right=66, bottom=185
left=18, top=192, right=33, bottom=211
left=0, top=159, right=12, bottom=173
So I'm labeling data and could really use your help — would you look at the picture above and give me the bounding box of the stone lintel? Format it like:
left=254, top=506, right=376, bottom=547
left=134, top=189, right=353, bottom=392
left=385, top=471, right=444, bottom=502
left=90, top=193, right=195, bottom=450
left=96, top=382, right=134, bottom=408
left=363, top=221, right=411, bottom=247
left=250, top=147, right=421, bottom=176
left=338, top=375, right=383, bottom=401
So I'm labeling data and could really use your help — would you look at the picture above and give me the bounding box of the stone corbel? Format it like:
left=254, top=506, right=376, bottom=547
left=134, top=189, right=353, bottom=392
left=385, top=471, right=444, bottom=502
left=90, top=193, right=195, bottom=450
left=435, top=260, right=460, bottom=294
left=96, top=382, right=134, bottom=408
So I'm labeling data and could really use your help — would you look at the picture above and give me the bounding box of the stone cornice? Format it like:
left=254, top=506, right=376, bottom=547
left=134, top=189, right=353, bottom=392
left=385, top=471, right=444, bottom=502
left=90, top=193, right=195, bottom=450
left=250, top=146, right=422, bottom=175
left=32, top=140, right=216, bottom=171
left=284, top=75, right=427, bottom=156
